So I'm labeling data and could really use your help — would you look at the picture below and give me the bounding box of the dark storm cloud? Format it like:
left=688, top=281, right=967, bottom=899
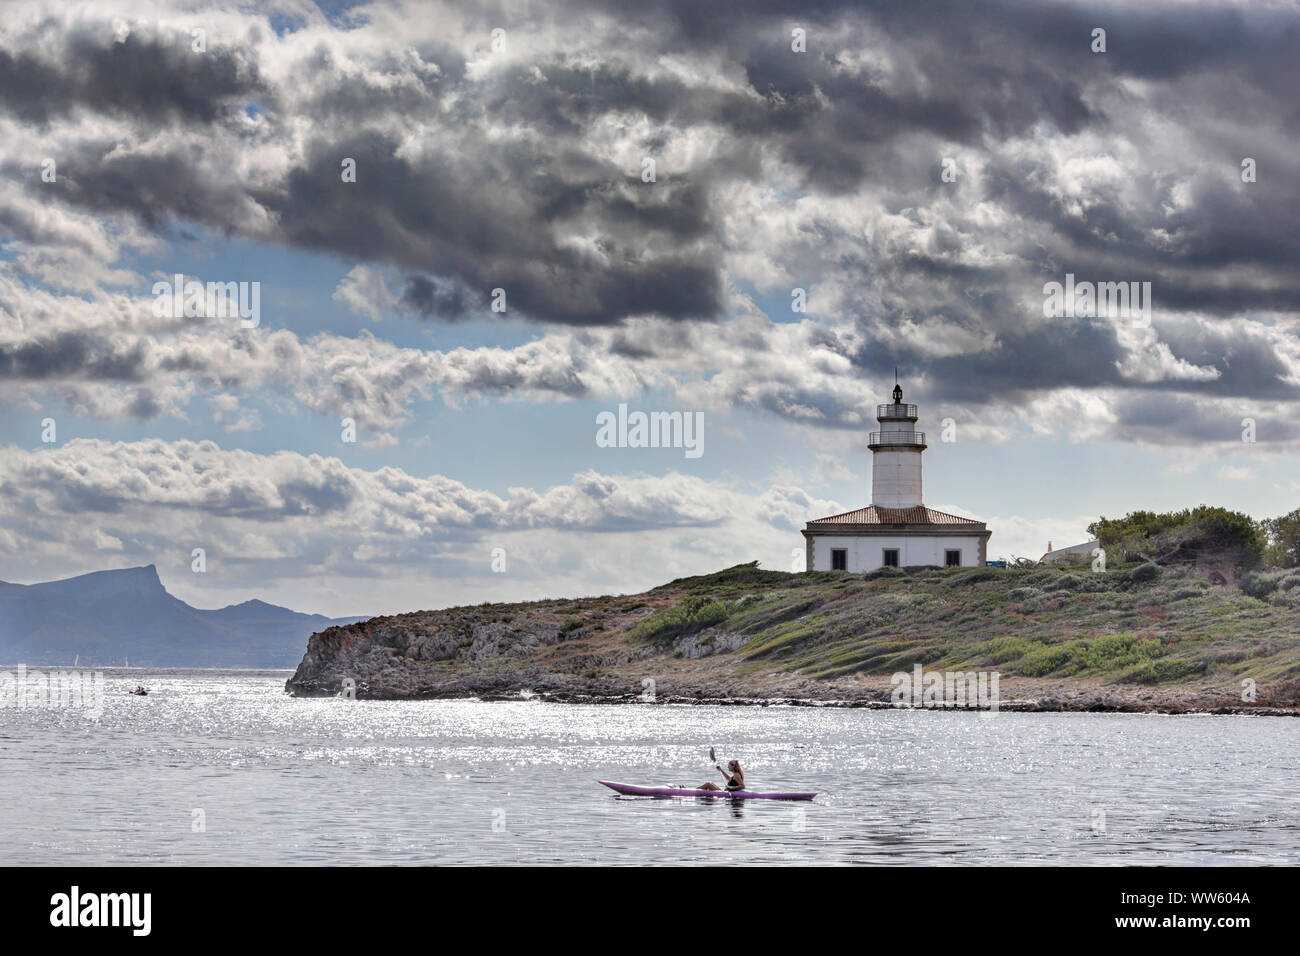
left=0, top=331, right=147, bottom=381
left=851, top=283, right=1299, bottom=409
left=0, top=26, right=262, bottom=125
left=1154, top=323, right=1296, bottom=401
left=979, top=161, right=1300, bottom=317
left=4, top=0, right=1299, bottom=433
left=1111, top=392, right=1300, bottom=446
left=14, top=0, right=1298, bottom=330
left=398, top=276, right=471, bottom=319
left=57, top=143, right=260, bottom=232
left=258, top=133, right=723, bottom=324
left=853, top=317, right=1129, bottom=407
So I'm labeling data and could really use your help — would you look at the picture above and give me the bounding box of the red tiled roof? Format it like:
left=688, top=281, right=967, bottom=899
left=806, top=505, right=985, bottom=527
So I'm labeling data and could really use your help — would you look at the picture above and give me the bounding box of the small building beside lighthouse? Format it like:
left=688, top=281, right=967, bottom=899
left=802, top=382, right=991, bottom=572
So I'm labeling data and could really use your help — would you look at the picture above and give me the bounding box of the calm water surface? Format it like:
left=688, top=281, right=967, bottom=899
left=2, top=670, right=1296, bottom=865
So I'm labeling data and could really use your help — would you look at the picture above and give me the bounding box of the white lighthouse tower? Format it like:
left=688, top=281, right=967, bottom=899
left=870, top=380, right=925, bottom=507
left=801, top=377, right=991, bottom=572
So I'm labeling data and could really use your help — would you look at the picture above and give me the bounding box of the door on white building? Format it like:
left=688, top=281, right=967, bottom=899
left=831, top=548, right=847, bottom=571
left=945, top=549, right=962, bottom=567
left=883, top=548, right=900, bottom=567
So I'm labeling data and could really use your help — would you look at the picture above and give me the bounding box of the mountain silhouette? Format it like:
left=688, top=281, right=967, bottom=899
left=0, top=565, right=366, bottom=667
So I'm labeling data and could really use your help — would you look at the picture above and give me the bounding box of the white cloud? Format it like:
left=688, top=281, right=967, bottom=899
left=332, top=266, right=395, bottom=322
left=0, top=439, right=839, bottom=615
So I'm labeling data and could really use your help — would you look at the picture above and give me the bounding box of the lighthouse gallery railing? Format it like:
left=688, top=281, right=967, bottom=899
left=868, top=431, right=926, bottom=446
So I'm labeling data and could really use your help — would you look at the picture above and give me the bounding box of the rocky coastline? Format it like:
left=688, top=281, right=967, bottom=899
left=285, top=562, right=1300, bottom=716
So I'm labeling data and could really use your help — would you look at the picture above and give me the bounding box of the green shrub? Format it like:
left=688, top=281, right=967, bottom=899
left=1088, top=506, right=1264, bottom=566
left=1262, top=507, right=1300, bottom=568
left=1202, top=649, right=1248, bottom=666
left=1004, top=633, right=1166, bottom=677
left=1017, top=642, right=1077, bottom=676
left=951, top=567, right=999, bottom=585
left=628, top=595, right=730, bottom=644
left=865, top=566, right=906, bottom=580
left=975, top=636, right=1034, bottom=663
left=1241, top=570, right=1285, bottom=599
left=1128, top=562, right=1160, bottom=583
left=657, top=561, right=790, bottom=591
left=1073, top=633, right=1163, bottom=669
left=1118, top=658, right=1203, bottom=684
left=1046, top=574, right=1081, bottom=592
left=1270, top=590, right=1300, bottom=610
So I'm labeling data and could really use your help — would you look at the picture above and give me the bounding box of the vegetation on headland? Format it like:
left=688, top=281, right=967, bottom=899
left=1261, top=507, right=1300, bottom=568
left=1087, top=504, right=1300, bottom=571
left=646, top=559, right=1296, bottom=687
left=287, top=507, right=1300, bottom=712
left=628, top=594, right=730, bottom=644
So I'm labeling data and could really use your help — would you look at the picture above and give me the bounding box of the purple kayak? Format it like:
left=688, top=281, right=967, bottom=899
left=600, top=780, right=817, bottom=801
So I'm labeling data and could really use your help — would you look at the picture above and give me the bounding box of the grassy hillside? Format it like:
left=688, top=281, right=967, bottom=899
left=648, top=561, right=1300, bottom=686
left=287, top=559, right=1300, bottom=710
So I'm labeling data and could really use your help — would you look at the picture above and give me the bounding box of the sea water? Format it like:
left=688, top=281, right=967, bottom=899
left=1, top=670, right=1296, bottom=865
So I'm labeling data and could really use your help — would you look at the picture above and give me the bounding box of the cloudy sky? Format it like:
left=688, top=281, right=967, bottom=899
left=1, top=0, right=1298, bottom=616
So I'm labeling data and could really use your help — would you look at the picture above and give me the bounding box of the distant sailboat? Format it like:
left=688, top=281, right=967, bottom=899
left=73, top=654, right=79, bottom=667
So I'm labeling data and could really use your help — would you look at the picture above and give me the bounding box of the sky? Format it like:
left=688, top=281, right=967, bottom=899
left=1, top=0, right=1298, bottom=617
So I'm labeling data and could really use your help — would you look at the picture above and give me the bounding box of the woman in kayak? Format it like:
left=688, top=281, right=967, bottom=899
left=698, top=759, right=745, bottom=792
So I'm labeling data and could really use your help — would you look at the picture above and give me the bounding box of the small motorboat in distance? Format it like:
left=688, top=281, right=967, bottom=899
left=599, top=780, right=816, bottom=800
left=128, top=686, right=149, bottom=696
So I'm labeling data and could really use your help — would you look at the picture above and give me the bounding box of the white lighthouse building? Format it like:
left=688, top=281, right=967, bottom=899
left=802, top=381, right=990, bottom=572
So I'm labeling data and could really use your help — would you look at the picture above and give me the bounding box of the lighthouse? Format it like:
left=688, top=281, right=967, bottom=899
left=869, top=381, right=925, bottom=508
left=801, top=379, right=991, bottom=572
